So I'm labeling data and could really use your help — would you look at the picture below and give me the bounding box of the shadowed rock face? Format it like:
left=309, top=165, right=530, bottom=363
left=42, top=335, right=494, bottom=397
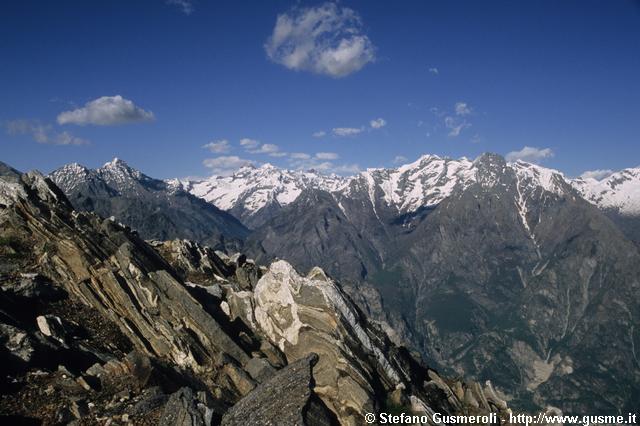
left=222, top=354, right=338, bottom=426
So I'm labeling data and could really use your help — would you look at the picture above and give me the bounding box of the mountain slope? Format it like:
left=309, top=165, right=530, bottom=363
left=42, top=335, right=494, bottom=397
left=50, top=158, right=249, bottom=250
left=175, top=164, right=348, bottom=229
left=572, top=167, right=640, bottom=243
left=572, top=167, right=640, bottom=215
left=391, top=154, right=640, bottom=412
left=212, top=154, right=640, bottom=414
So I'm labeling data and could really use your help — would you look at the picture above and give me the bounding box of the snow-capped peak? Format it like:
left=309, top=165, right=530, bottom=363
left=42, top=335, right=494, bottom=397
left=351, top=155, right=478, bottom=213
left=49, top=162, right=96, bottom=192
left=510, top=160, right=567, bottom=196
left=98, top=157, right=144, bottom=186
left=183, top=154, right=583, bottom=218
left=188, top=165, right=348, bottom=214
left=103, top=157, right=126, bottom=167
left=572, top=166, right=640, bottom=216
left=50, top=158, right=154, bottom=197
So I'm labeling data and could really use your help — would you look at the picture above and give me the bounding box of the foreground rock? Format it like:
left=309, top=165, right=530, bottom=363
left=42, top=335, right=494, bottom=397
left=222, top=353, right=337, bottom=426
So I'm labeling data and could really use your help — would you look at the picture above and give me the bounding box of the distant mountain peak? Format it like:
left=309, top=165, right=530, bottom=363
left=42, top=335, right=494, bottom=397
left=49, top=158, right=249, bottom=248
left=185, top=152, right=583, bottom=221
left=572, top=166, right=640, bottom=216
left=97, top=157, right=145, bottom=187
left=103, top=157, right=127, bottom=168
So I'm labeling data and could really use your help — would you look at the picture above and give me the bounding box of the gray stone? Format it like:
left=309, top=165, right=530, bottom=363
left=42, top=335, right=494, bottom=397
left=36, top=315, right=67, bottom=344
left=243, top=357, right=276, bottom=383
left=0, top=323, right=34, bottom=362
left=222, top=353, right=336, bottom=426
left=159, top=387, right=206, bottom=426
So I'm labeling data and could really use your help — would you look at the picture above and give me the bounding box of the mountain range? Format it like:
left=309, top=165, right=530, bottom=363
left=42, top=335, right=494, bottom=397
left=50, top=158, right=248, bottom=251
left=45, top=153, right=640, bottom=414
left=175, top=154, right=640, bottom=239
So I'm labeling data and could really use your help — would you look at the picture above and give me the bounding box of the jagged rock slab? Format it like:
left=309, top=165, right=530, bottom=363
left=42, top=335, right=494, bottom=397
left=221, top=353, right=337, bottom=426
left=1, top=169, right=249, bottom=372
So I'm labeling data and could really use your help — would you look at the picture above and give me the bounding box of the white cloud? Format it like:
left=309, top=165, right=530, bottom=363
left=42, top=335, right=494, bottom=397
left=239, top=138, right=260, bottom=149
left=315, top=152, right=339, bottom=160
left=264, top=2, right=375, bottom=78
left=393, top=155, right=408, bottom=165
left=54, top=131, right=89, bottom=146
left=470, top=134, right=483, bottom=144
left=455, top=102, right=471, bottom=116
left=203, top=156, right=253, bottom=176
left=290, top=152, right=311, bottom=160
left=290, top=159, right=359, bottom=175
left=312, top=131, right=326, bottom=138
left=4, top=119, right=89, bottom=146
left=256, top=143, right=281, bottom=155
left=331, top=163, right=360, bottom=174
left=429, top=67, right=439, bottom=75
left=255, top=143, right=285, bottom=157
left=166, top=0, right=194, bottom=15
left=287, top=152, right=357, bottom=175
left=241, top=140, right=286, bottom=157
left=370, top=118, right=386, bottom=129
left=430, top=106, right=445, bottom=118
left=505, top=146, right=554, bottom=163
left=306, top=161, right=333, bottom=172
left=332, top=127, right=363, bottom=137
left=57, top=95, right=154, bottom=126
left=580, top=169, right=614, bottom=180
left=202, top=139, right=230, bottom=153
left=444, top=116, right=471, bottom=137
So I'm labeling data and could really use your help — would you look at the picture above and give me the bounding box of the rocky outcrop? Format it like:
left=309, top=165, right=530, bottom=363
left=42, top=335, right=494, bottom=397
left=2, top=171, right=249, bottom=372
left=222, top=353, right=337, bottom=426
left=149, top=239, right=234, bottom=284
left=204, top=258, right=510, bottom=425
left=159, top=387, right=209, bottom=426
left=0, top=169, right=258, bottom=422
left=252, top=261, right=402, bottom=424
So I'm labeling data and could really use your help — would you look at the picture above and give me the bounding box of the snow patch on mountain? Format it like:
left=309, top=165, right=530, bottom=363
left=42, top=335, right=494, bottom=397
left=511, top=160, right=566, bottom=197
left=51, top=158, right=151, bottom=196
left=49, top=163, right=96, bottom=192
left=54, top=155, right=640, bottom=222
left=186, top=164, right=348, bottom=213
left=98, top=158, right=145, bottom=187
left=181, top=154, right=589, bottom=219
left=572, top=167, right=640, bottom=216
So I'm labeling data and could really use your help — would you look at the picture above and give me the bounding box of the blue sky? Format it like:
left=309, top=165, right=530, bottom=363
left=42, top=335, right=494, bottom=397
left=1, top=0, right=639, bottom=179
